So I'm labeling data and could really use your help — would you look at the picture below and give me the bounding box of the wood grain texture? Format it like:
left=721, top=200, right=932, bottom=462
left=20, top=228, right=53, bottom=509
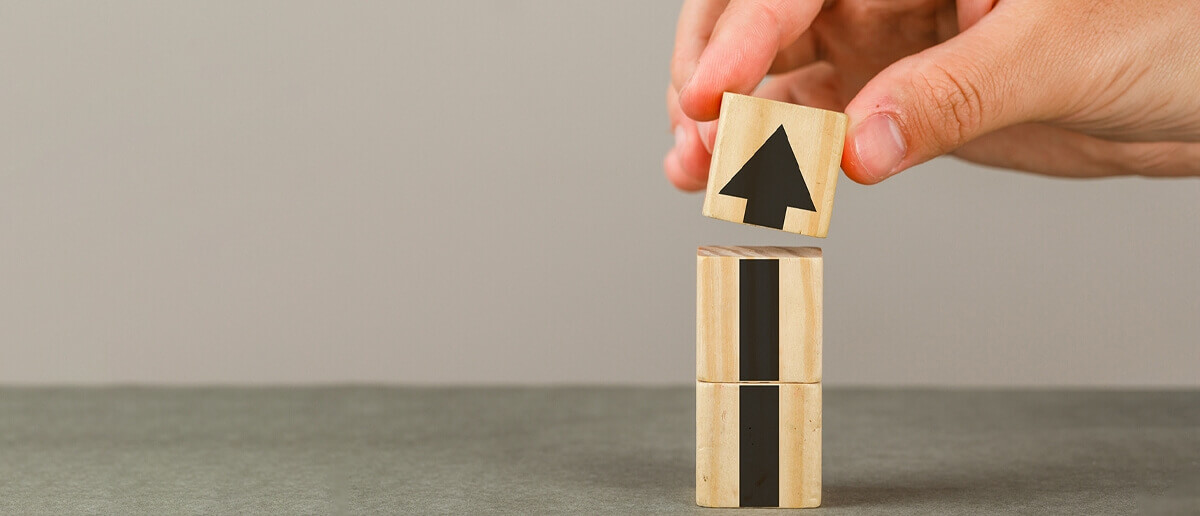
left=779, top=382, right=822, bottom=508
left=697, top=254, right=738, bottom=382
left=698, top=246, right=822, bottom=259
left=697, top=246, right=822, bottom=383
left=696, top=381, right=739, bottom=508
left=702, top=93, right=847, bottom=237
left=696, top=381, right=822, bottom=508
left=779, top=255, right=822, bottom=383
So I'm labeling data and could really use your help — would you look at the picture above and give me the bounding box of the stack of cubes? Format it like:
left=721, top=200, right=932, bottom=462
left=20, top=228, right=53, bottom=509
left=695, top=246, right=823, bottom=509
left=694, top=92, right=846, bottom=509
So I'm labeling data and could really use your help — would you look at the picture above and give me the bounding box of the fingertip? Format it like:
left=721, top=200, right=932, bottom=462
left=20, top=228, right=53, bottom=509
left=666, top=84, right=682, bottom=130
left=664, top=148, right=707, bottom=191
left=670, top=54, right=695, bottom=94
left=676, top=124, right=712, bottom=184
left=842, top=111, right=908, bottom=184
left=677, top=70, right=723, bottom=121
left=840, top=136, right=883, bottom=185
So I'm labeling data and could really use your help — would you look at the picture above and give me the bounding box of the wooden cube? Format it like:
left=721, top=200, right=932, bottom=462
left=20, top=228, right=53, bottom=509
left=696, top=381, right=822, bottom=508
left=702, top=93, right=847, bottom=237
left=697, top=246, right=821, bottom=383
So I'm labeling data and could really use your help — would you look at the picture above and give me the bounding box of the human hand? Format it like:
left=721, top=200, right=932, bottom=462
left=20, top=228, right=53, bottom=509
left=664, top=0, right=1200, bottom=191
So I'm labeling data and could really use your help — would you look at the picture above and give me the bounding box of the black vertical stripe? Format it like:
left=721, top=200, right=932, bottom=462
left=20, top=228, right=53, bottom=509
left=739, top=384, right=780, bottom=507
left=740, top=259, right=779, bottom=381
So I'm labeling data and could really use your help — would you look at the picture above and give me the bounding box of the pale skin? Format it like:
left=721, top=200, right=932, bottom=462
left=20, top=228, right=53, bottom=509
left=664, top=0, right=1200, bottom=191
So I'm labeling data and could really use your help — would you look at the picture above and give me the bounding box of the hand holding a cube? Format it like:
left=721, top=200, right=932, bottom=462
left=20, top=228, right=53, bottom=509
left=665, top=0, right=1200, bottom=188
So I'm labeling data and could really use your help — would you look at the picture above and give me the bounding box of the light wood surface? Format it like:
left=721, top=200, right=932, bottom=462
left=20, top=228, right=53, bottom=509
left=698, top=246, right=822, bottom=259
left=697, top=253, right=739, bottom=383
left=779, top=255, right=822, bottom=383
left=779, top=382, right=822, bottom=508
left=702, top=93, right=847, bottom=237
left=697, top=247, right=822, bottom=383
left=696, top=381, right=740, bottom=508
left=696, top=381, right=823, bottom=508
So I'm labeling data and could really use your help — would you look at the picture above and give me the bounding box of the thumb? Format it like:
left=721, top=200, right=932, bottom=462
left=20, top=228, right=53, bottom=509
left=842, top=12, right=1050, bottom=184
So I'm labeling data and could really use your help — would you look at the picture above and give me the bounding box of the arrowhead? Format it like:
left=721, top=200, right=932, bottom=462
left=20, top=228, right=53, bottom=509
left=719, top=125, right=816, bottom=229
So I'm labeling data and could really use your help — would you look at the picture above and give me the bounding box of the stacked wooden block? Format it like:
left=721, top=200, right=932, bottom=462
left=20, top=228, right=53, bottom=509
left=696, top=246, right=823, bottom=508
left=695, top=93, right=846, bottom=509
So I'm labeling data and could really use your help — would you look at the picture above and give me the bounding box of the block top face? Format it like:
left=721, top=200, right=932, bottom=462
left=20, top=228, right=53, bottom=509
left=702, top=92, right=848, bottom=238
left=698, top=246, right=821, bottom=260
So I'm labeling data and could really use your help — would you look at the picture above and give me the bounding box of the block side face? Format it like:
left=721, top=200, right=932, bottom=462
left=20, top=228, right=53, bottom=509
left=697, top=256, right=739, bottom=382
left=701, top=93, right=847, bottom=237
left=697, top=381, right=740, bottom=508
left=779, top=255, right=822, bottom=383
left=700, top=250, right=823, bottom=383
left=779, top=383, right=822, bottom=508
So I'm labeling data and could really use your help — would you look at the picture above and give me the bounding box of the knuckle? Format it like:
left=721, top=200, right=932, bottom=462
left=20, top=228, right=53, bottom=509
left=746, top=1, right=803, bottom=48
left=912, top=62, right=989, bottom=150
left=744, top=2, right=785, bottom=46
left=755, top=1, right=785, bottom=27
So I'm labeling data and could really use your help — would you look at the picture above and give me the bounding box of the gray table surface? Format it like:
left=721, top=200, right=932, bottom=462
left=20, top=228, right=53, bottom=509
left=0, top=387, right=1197, bottom=515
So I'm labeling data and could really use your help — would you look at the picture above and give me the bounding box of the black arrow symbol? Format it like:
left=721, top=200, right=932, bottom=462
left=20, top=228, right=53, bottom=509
left=718, top=125, right=816, bottom=229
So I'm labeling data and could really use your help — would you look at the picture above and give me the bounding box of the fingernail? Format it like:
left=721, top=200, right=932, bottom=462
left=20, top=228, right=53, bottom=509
left=675, top=125, right=688, bottom=151
left=853, top=114, right=906, bottom=182
left=696, top=121, right=714, bottom=153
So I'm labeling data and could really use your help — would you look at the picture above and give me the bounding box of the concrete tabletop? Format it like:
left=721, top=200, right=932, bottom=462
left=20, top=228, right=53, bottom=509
left=1, top=387, right=1196, bottom=515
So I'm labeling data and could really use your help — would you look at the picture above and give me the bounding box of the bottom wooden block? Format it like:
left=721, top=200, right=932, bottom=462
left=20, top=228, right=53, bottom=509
left=696, top=381, right=821, bottom=508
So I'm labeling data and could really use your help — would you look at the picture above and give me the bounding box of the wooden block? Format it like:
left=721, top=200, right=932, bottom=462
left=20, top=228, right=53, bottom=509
left=697, top=246, right=821, bottom=383
left=696, top=381, right=822, bottom=508
left=702, top=92, right=847, bottom=237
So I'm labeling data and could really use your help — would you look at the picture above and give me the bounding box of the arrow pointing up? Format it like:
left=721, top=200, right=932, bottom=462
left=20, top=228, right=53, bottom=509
left=718, top=125, right=816, bottom=230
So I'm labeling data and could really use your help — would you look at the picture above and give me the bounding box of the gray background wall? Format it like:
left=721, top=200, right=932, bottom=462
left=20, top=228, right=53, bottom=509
left=0, top=2, right=1196, bottom=386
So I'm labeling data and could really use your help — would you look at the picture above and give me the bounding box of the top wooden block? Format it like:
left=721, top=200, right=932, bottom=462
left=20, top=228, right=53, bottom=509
left=702, top=93, right=847, bottom=238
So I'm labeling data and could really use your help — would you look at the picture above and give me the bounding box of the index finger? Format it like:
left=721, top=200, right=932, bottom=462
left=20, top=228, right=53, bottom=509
left=672, top=0, right=730, bottom=92
left=678, top=0, right=826, bottom=121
